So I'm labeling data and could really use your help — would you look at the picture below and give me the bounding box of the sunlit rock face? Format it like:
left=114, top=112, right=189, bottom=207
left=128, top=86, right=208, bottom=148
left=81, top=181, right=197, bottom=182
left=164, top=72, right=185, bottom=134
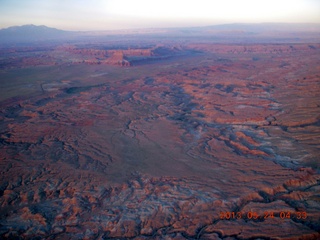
left=0, top=42, right=319, bottom=239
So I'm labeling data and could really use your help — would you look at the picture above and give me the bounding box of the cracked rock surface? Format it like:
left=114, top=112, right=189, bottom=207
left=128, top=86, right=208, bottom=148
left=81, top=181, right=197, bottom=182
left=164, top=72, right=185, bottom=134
left=0, top=43, right=320, bottom=239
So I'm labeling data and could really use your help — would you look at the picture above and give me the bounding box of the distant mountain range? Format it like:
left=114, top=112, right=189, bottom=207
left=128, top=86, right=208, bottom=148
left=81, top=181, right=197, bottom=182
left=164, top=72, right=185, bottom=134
left=0, top=23, right=319, bottom=44
left=1, top=24, right=67, bottom=35
left=0, top=24, right=76, bottom=44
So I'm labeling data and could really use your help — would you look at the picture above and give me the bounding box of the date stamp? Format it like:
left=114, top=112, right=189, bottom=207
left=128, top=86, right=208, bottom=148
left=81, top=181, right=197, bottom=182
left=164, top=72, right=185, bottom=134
left=220, top=211, right=307, bottom=220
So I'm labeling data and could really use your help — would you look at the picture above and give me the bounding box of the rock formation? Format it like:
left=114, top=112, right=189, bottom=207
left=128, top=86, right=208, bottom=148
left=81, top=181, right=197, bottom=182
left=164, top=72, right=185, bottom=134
left=0, top=42, right=319, bottom=239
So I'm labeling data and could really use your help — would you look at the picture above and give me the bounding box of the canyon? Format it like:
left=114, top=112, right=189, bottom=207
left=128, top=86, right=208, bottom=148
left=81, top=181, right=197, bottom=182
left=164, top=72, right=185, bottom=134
left=0, top=27, right=320, bottom=239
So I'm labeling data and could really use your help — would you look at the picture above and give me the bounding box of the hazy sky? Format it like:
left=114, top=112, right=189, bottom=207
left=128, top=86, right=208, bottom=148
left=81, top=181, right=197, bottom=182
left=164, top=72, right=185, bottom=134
left=0, top=0, right=319, bottom=30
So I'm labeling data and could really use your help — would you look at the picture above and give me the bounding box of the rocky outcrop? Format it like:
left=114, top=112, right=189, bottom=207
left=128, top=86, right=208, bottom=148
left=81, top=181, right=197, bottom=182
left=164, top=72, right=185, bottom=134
left=103, top=51, right=131, bottom=66
left=1, top=42, right=319, bottom=239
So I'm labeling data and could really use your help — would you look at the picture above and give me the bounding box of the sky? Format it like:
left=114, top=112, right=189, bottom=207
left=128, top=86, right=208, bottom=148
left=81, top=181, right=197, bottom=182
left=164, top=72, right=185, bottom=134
left=0, top=0, right=319, bottom=31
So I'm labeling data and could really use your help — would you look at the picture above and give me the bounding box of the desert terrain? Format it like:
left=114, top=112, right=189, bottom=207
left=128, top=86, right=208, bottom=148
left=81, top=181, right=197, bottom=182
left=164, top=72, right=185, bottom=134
left=0, top=25, right=320, bottom=239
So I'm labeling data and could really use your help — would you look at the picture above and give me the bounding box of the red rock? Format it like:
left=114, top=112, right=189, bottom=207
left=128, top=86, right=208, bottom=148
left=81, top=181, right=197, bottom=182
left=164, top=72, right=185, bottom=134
left=0, top=42, right=319, bottom=239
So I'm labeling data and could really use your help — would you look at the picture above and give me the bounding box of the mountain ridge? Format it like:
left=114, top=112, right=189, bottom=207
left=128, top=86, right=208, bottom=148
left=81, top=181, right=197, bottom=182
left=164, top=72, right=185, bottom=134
left=0, top=23, right=319, bottom=44
left=1, top=22, right=319, bottom=33
left=0, top=24, right=76, bottom=44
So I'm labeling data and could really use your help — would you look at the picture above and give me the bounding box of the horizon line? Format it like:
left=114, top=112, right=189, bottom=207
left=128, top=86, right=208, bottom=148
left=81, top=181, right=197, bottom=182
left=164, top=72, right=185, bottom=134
left=1, top=22, right=320, bottom=32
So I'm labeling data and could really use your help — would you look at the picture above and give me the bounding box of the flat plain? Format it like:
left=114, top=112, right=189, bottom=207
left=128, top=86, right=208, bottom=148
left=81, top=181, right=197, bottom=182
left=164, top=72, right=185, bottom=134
left=0, top=27, right=320, bottom=239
